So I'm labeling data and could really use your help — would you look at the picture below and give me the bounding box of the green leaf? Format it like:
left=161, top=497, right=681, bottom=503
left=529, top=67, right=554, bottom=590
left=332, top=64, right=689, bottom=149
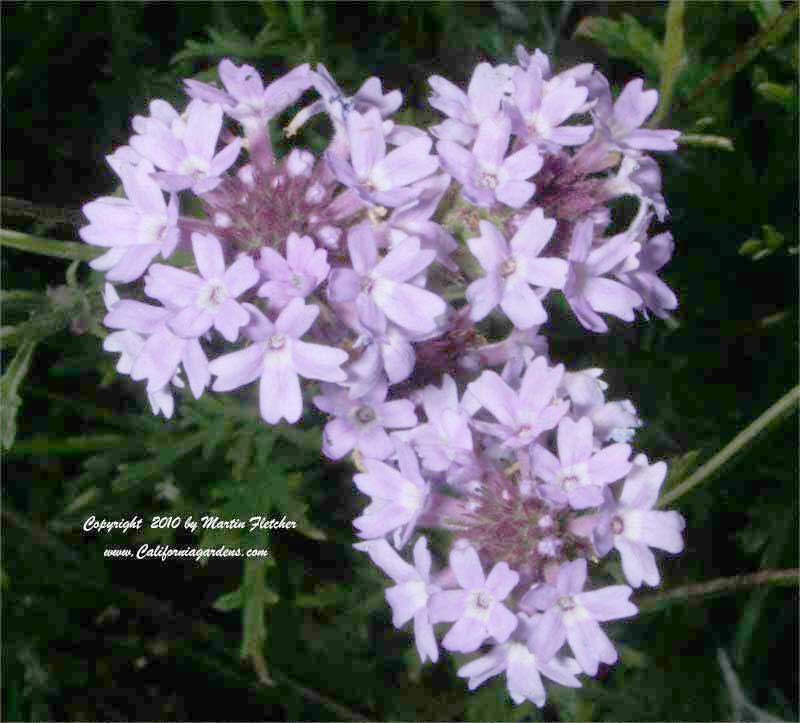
left=284, top=472, right=327, bottom=541
left=0, top=228, right=100, bottom=261
left=240, top=556, right=279, bottom=686
left=574, top=14, right=663, bottom=80
left=171, top=27, right=271, bottom=65
left=1, top=340, right=37, bottom=450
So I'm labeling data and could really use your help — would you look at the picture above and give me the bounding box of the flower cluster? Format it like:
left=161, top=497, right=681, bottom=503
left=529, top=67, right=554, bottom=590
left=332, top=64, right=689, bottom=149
left=81, top=47, right=685, bottom=707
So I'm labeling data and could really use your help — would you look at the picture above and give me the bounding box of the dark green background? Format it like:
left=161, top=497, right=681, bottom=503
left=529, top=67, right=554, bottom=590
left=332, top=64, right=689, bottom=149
left=2, top=2, right=797, bottom=720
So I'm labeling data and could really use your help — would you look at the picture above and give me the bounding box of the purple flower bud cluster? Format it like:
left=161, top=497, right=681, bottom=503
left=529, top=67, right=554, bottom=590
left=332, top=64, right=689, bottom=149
left=81, top=46, right=685, bottom=706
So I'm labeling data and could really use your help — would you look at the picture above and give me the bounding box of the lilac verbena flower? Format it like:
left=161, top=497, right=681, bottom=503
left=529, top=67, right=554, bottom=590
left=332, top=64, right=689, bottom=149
left=314, top=380, right=417, bottom=461
left=510, top=63, right=593, bottom=147
left=428, top=63, right=503, bottom=145
left=465, top=208, right=568, bottom=328
left=560, top=368, right=608, bottom=413
left=409, top=374, right=474, bottom=473
left=131, top=98, right=186, bottom=139
left=437, top=114, right=543, bottom=208
left=208, top=298, right=348, bottom=424
left=80, top=159, right=179, bottom=283
left=130, top=99, right=241, bottom=193
left=287, top=64, right=402, bottom=143
left=515, top=44, right=594, bottom=86
left=594, top=454, right=686, bottom=587
left=564, top=218, right=644, bottom=333
left=325, top=107, right=439, bottom=207
left=185, top=60, right=312, bottom=136
left=532, top=416, right=632, bottom=510
left=428, top=540, right=519, bottom=653
left=595, top=78, right=680, bottom=152
left=353, top=442, right=429, bottom=548
left=616, top=227, right=678, bottom=319
left=588, top=399, right=642, bottom=445
left=462, top=327, right=548, bottom=382
left=458, top=612, right=582, bottom=706
left=144, top=232, right=258, bottom=342
left=80, top=50, right=688, bottom=707
left=521, top=558, right=637, bottom=675
left=343, top=323, right=418, bottom=394
left=467, top=356, right=568, bottom=448
left=379, top=173, right=458, bottom=271
left=603, top=155, right=669, bottom=221
left=102, top=284, right=183, bottom=418
left=327, top=221, right=446, bottom=335
left=103, top=298, right=210, bottom=399
left=257, top=231, right=330, bottom=309
left=354, top=536, right=440, bottom=663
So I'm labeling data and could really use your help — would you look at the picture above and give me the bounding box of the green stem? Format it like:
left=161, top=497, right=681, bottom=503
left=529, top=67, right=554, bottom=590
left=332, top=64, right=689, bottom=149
left=0, top=228, right=100, bottom=261
left=649, top=0, right=685, bottom=128
left=658, top=384, right=800, bottom=507
left=4, top=433, right=127, bottom=457
left=638, top=568, right=799, bottom=612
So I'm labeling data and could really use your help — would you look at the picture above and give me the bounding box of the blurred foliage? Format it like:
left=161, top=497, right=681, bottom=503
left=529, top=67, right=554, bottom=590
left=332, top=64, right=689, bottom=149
left=2, top=1, right=798, bottom=721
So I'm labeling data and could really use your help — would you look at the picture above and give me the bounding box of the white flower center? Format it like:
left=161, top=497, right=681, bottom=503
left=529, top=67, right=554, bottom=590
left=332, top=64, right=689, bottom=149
left=557, top=595, right=576, bottom=611
left=500, top=258, right=517, bottom=277
left=196, top=281, right=227, bottom=311
left=268, top=333, right=287, bottom=350
left=611, top=515, right=625, bottom=535
left=479, top=171, right=499, bottom=189
left=466, top=589, right=495, bottom=621
left=354, top=406, right=376, bottom=425
left=139, top=215, right=167, bottom=246
left=178, top=155, right=211, bottom=176
left=557, top=462, right=590, bottom=492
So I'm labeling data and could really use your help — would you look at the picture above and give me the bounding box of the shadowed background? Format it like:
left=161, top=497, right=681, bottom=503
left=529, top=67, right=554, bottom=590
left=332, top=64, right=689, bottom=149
left=2, top=2, right=798, bottom=720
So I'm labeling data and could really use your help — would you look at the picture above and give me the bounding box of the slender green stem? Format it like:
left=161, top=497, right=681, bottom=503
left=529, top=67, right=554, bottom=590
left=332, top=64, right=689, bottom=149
left=4, top=433, right=127, bottom=457
left=658, top=384, right=800, bottom=508
left=638, top=569, right=799, bottom=612
left=650, top=0, right=685, bottom=128
left=1, top=227, right=99, bottom=261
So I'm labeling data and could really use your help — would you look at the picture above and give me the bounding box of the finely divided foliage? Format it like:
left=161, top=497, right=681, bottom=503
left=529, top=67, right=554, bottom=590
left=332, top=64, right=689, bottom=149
left=81, top=48, right=685, bottom=707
